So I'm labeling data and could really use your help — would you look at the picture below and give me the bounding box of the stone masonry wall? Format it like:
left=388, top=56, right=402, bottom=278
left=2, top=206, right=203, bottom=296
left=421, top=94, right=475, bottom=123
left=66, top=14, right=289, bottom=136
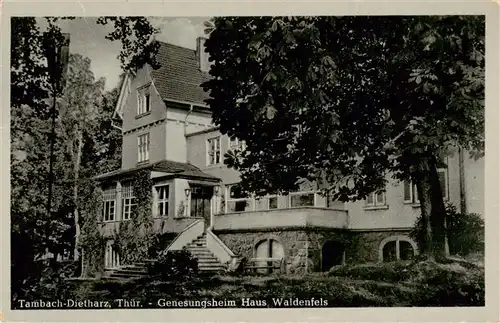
left=216, top=229, right=416, bottom=274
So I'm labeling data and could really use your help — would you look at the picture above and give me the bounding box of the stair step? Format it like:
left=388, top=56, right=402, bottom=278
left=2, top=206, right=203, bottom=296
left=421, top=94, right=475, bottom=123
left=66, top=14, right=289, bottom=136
left=198, top=266, right=224, bottom=270
left=114, top=269, right=148, bottom=275
left=187, top=241, right=206, bottom=245
left=121, top=265, right=148, bottom=270
left=198, top=267, right=224, bottom=271
left=109, top=272, right=146, bottom=279
left=193, top=255, right=220, bottom=260
left=197, top=261, right=224, bottom=266
left=188, top=252, right=218, bottom=258
left=185, top=247, right=213, bottom=252
left=186, top=251, right=213, bottom=256
left=198, top=261, right=223, bottom=266
left=186, top=249, right=213, bottom=254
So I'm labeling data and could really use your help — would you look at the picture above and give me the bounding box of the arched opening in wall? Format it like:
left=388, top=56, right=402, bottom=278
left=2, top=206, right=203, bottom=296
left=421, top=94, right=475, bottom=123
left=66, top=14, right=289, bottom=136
left=254, top=238, right=284, bottom=274
left=379, top=236, right=418, bottom=262
left=321, top=241, right=345, bottom=271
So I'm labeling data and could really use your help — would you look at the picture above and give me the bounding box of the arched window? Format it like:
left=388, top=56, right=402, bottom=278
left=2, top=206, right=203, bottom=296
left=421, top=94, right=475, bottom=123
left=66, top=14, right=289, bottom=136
left=379, top=235, right=418, bottom=262
left=322, top=241, right=345, bottom=271
left=254, top=238, right=285, bottom=274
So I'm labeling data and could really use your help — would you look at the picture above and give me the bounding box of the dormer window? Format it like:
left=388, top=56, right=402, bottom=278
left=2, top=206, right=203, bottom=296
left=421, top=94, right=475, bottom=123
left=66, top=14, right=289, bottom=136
left=137, top=84, right=151, bottom=116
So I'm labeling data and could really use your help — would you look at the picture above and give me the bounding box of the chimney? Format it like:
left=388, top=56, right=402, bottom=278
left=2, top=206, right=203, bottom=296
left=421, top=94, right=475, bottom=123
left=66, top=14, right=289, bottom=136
left=196, top=37, right=210, bottom=72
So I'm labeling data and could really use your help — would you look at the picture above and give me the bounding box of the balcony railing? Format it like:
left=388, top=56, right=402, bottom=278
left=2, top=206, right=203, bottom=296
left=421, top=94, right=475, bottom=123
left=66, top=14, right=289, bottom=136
left=212, top=207, right=348, bottom=231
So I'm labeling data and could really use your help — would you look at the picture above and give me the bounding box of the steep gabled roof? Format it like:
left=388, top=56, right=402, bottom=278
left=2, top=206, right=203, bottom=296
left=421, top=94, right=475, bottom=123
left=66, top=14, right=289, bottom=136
left=113, top=41, right=211, bottom=121
left=151, top=42, right=211, bottom=106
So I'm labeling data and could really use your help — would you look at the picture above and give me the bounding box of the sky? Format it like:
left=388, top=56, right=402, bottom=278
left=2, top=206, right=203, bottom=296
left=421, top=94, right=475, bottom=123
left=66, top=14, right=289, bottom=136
left=44, top=17, right=209, bottom=90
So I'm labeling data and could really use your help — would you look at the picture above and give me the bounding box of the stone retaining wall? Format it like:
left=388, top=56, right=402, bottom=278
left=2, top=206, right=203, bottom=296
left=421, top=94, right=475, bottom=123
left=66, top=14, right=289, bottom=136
left=215, top=228, right=415, bottom=274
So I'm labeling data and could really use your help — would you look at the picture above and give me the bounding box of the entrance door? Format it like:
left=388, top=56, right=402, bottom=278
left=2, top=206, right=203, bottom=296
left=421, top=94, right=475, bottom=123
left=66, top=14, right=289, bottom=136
left=254, top=239, right=285, bottom=274
left=322, top=241, right=344, bottom=271
left=104, top=240, right=120, bottom=269
left=190, top=185, right=213, bottom=226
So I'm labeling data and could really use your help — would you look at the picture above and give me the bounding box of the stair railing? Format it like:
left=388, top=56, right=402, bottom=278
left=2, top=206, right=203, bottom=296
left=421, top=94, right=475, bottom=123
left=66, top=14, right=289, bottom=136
left=205, top=229, right=237, bottom=266
left=163, top=219, right=205, bottom=255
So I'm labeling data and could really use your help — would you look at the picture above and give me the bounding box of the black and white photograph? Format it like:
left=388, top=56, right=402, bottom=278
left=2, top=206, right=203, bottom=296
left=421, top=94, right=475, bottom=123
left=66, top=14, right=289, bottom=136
left=4, top=1, right=498, bottom=321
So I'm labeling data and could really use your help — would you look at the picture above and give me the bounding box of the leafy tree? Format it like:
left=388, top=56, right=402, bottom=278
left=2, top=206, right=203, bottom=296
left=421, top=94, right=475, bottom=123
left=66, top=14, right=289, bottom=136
left=203, top=16, right=484, bottom=260
left=10, top=17, right=157, bottom=300
left=58, top=54, right=106, bottom=261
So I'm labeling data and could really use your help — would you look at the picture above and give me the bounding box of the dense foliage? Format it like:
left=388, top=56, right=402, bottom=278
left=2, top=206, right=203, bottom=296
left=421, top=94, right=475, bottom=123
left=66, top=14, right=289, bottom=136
left=148, top=232, right=178, bottom=259
left=410, top=203, right=484, bottom=256
left=10, top=16, right=158, bottom=303
left=148, top=250, right=199, bottom=281
left=328, top=260, right=484, bottom=306
left=115, top=170, right=155, bottom=264
left=15, top=259, right=483, bottom=308
left=203, top=16, right=484, bottom=259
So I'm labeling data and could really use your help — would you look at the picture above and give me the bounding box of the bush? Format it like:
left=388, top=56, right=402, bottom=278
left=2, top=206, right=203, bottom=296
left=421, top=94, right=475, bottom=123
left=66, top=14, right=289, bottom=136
left=411, top=261, right=485, bottom=306
left=328, top=260, right=484, bottom=306
left=11, top=260, right=79, bottom=307
left=328, top=261, right=414, bottom=282
left=147, top=232, right=178, bottom=259
left=410, top=203, right=484, bottom=256
left=148, top=250, right=198, bottom=281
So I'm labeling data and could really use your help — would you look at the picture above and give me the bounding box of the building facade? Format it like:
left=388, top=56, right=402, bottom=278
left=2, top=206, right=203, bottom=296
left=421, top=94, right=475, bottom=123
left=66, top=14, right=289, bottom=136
left=95, top=39, right=484, bottom=275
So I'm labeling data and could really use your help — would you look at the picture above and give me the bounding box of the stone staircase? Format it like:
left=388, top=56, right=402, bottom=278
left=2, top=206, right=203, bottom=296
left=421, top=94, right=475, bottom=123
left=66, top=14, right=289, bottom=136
left=104, top=260, right=153, bottom=280
left=103, top=233, right=226, bottom=279
left=183, top=233, right=226, bottom=273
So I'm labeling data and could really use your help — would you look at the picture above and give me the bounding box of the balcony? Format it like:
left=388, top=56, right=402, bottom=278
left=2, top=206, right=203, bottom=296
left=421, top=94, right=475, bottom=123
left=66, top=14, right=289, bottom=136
left=212, top=207, right=348, bottom=232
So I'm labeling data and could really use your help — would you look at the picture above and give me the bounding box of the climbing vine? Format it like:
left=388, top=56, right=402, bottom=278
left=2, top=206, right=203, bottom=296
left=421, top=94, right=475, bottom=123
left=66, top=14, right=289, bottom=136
left=79, top=179, right=106, bottom=277
left=115, top=169, right=155, bottom=264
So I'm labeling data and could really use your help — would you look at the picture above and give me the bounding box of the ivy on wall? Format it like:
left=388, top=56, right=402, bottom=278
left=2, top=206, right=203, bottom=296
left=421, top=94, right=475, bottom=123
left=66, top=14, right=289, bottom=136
left=79, top=179, right=106, bottom=277
left=115, top=169, right=155, bottom=264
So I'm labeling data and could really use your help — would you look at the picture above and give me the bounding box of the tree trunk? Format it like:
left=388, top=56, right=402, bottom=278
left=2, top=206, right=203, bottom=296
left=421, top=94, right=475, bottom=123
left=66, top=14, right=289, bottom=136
left=414, top=155, right=449, bottom=261
left=73, top=129, right=83, bottom=262
left=458, top=147, right=467, bottom=214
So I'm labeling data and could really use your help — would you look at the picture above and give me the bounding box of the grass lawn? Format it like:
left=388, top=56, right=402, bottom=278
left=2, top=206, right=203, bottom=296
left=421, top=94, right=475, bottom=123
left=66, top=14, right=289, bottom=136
left=58, top=258, right=484, bottom=308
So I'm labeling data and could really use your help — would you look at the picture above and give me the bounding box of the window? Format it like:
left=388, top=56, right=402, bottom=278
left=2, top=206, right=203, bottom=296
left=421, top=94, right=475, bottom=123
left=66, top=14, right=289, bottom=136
left=254, top=238, right=285, bottom=274
left=102, top=188, right=116, bottom=222
left=290, top=192, right=315, bottom=207
left=437, top=168, right=448, bottom=200
left=122, top=182, right=136, bottom=221
left=403, top=181, right=419, bottom=204
left=207, top=137, right=221, bottom=165
left=253, top=195, right=280, bottom=211
left=137, top=85, right=151, bottom=115
left=379, top=236, right=418, bottom=262
left=269, top=196, right=278, bottom=209
left=229, top=137, right=245, bottom=151
left=138, top=133, right=150, bottom=163
left=226, top=184, right=252, bottom=212
left=156, top=185, right=169, bottom=217
left=254, top=197, right=268, bottom=211
left=365, top=190, right=386, bottom=208
left=403, top=168, right=448, bottom=203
